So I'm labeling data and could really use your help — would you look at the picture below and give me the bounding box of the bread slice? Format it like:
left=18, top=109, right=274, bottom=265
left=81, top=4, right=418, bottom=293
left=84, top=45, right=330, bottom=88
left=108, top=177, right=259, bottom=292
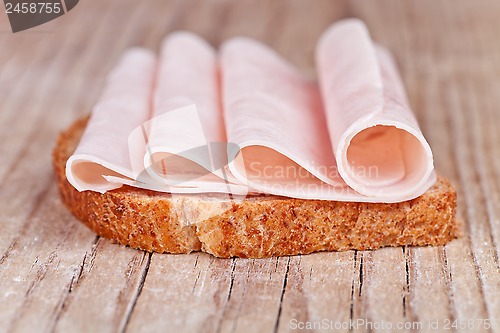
left=52, top=117, right=461, bottom=258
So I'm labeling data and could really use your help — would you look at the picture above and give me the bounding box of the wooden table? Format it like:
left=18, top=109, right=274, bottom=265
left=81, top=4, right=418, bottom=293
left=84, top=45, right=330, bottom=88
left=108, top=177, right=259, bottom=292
left=1, top=1, right=499, bottom=332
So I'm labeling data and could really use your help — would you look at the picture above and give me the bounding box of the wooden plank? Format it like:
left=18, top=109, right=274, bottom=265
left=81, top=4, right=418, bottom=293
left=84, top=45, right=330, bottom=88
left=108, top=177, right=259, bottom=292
left=0, top=0, right=112, bottom=180
left=405, top=247, right=453, bottom=332
left=128, top=255, right=289, bottom=333
left=0, top=198, right=148, bottom=333
left=125, top=253, right=232, bottom=333
left=0, top=185, right=97, bottom=333
left=52, top=241, right=150, bottom=333
left=268, top=0, right=348, bottom=73
left=354, top=249, right=408, bottom=333
left=411, top=78, right=488, bottom=331
left=277, top=252, right=356, bottom=333
left=0, top=0, right=116, bottom=256
left=448, top=81, right=500, bottom=331
left=397, top=11, right=493, bottom=329
left=216, top=257, right=290, bottom=333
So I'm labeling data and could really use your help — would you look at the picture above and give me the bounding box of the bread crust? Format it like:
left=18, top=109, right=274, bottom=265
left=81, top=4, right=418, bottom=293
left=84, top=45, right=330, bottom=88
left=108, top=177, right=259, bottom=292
left=53, top=117, right=461, bottom=258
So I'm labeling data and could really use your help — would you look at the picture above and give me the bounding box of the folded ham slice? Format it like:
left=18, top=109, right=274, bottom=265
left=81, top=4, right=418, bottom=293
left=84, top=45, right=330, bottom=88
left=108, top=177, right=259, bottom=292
left=220, top=19, right=434, bottom=201
left=66, top=34, right=247, bottom=195
left=66, top=19, right=435, bottom=203
left=66, top=48, right=156, bottom=193
left=144, top=33, right=226, bottom=184
left=220, top=37, right=350, bottom=198
left=316, top=19, right=435, bottom=199
left=142, top=32, right=247, bottom=195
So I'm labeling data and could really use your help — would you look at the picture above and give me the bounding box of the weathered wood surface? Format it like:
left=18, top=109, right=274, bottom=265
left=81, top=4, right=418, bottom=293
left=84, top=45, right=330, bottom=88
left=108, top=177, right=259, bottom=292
left=0, top=0, right=499, bottom=332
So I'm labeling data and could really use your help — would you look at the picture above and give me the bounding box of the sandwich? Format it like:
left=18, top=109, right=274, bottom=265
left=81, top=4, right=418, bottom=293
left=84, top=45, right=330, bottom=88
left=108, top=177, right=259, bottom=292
left=53, top=19, right=460, bottom=258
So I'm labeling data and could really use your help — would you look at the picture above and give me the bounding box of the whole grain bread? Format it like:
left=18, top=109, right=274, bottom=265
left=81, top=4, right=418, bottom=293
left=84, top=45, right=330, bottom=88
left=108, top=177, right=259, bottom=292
left=52, top=117, right=461, bottom=258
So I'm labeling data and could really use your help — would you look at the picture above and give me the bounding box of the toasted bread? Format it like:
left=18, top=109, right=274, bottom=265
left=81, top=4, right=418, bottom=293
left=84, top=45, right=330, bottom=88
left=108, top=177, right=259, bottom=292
left=52, top=117, right=461, bottom=258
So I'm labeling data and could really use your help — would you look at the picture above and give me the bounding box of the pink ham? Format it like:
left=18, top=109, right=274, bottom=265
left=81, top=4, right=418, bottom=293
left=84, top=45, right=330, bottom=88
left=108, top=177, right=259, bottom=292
left=66, top=19, right=435, bottom=203
left=66, top=48, right=156, bottom=193
left=220, top=37, right=348, bottom=198
left=316, top=19, right=435, bottom=199
left=221, top=20, right=434, bottom=202
left=143, top=32, right=246, bottom=194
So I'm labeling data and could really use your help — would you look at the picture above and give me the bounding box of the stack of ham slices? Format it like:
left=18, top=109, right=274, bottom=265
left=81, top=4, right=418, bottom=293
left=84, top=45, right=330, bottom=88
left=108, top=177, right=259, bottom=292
left=66, top=19, right=435, bottom=203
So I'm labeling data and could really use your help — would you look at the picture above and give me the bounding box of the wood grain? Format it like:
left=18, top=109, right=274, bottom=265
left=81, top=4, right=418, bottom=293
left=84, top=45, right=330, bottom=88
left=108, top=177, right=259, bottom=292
left=0, top=0, right=499, bottom=332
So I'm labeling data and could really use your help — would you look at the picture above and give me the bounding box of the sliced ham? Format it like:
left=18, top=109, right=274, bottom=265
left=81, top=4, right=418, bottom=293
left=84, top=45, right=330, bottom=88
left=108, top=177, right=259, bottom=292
left=220, top=37, right=349, bottom=198
left=220, top=20, right=434, bottom=202
left=316, top=19, right=435, bottom=200
left=142, top=32, right=247, bottom=195
left=66, top=19, right=436, bottom=203
left=66, top=48, right=156, bottom=193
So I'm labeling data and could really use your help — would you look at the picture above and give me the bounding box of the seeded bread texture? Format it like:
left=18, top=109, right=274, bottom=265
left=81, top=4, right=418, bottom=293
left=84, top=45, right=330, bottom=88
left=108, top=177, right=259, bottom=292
left=52, top=117, right=461, bottom=258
